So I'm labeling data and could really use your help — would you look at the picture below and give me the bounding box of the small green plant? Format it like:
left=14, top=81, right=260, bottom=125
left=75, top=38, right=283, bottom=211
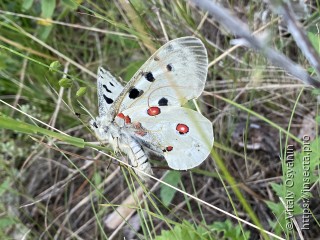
left=155, top=219, right=251, bottom=240
left=160, top=171, right=181, bottom=207
left=267, top=138, right=320, bottom=235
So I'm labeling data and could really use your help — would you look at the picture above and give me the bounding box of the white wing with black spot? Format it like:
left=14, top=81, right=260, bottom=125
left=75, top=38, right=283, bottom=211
left=122, top=106, right=214, bottom=170
left=97, top=67, right=124, bottom=116
left=110, top=37, right=208, bottom=117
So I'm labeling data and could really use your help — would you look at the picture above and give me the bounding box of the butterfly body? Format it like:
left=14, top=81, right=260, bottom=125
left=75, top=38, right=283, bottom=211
left=92, top=114, right=153, bottom=181
left=91, top=37, right=214, bottom=181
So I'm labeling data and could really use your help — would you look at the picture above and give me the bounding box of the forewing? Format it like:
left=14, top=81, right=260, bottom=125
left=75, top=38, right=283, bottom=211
left=110, top=37, right=208, bottom=117
left=97, top=67, right=124, bottom=116
left=122, top=106, right=214, bottom=170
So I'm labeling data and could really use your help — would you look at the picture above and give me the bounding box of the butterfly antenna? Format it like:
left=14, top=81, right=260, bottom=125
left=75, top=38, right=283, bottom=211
left=77, top=100, right=95, bottom=119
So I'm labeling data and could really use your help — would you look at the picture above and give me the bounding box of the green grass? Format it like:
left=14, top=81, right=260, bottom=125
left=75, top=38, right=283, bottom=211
left=0, top=0, right=320, bottom=239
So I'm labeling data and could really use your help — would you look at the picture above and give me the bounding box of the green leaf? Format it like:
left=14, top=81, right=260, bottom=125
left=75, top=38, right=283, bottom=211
left=211, top=219, right=250, bottom=240
left=130, top=0, right=146, bottom=12
left=155, top=221, right=198, bottom=240
left=41, top=0, right=56, bottom=18
left=93, top=172, right=102, bottom=185
left=265, top=201, right=287, bottom=235
left=22, top=0, right=34, bottom=11
left=76, top=87, right=87, bottom=97
left=267, top=138, right=320, bottom=235
left=59, top=78, right=73, bottom=88
left=308, top=32, right=320, bottom=54
left=160, top=171, right=181, bottom=207
left=38, top=25, right=53, bottom=41
left=283, top=139, right=320, bottom=207
left=0, top=217, right=16, bottom=230
left=270, top=182, right=284, bottom=198
left=155, top=220, right=250, bottom=240
left=49, top=61, right=61, bottom=72
left=265, top=201, right=284, bottom=216
left=0, top=115, right=85, bottom=148
left=311, top=88, right=320, bottom=95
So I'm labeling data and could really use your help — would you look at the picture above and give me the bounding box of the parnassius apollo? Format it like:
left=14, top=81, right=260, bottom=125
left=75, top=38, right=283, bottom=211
left=90, top=37, right=214, bottom=181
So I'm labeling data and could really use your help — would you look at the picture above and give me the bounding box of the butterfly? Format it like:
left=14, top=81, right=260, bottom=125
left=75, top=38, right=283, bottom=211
left=90, top=37, right=214, bottom=181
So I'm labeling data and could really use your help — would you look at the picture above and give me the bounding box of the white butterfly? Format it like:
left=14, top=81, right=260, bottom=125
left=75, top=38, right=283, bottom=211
left=90, top=37, right=214, bottom=181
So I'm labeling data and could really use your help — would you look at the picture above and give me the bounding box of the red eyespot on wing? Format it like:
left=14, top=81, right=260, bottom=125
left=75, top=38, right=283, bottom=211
left=176, top=123, right=189, bottom=134
left=163, top=146, right=173, bottom=152
left=117, top=113, right=131, bottom=124
left=124, top=115, right=131, bottom=124
left=117, top=113, right=125, bottom=119
left=147, top=106, right=161, bottom=116
left=166, top=146, right=173, bottom=151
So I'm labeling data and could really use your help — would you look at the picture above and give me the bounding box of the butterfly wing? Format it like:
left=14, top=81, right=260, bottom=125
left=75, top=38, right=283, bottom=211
left=109, top=37, right=208, bottom=117
left=97, top=67, right=124, bottom=116
left=122, top=106, right=213, bottom=170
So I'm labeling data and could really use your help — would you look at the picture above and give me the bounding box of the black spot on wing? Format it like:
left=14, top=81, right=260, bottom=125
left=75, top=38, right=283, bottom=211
left=145, top=72, right=155, bottom=82
left=103, top=85, right=111, bottom=93
left=109, top=81, right=114, bottom=87
left=129, top=88, right=144, bottom=99
left=158, top=97, right=168, bottom=106
left=103, top=94, right=113, bottom=104
left=166, top=64, right=173, bottom=71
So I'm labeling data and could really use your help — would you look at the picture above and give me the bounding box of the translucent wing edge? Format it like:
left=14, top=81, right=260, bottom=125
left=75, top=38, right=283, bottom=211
left=97, top=67, right=124, bottom=116
left=110, top=36, right=208, bottom=116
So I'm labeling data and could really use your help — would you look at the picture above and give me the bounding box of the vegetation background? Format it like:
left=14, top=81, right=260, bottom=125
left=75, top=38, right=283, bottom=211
left=0, top=0, right=319, bottom=239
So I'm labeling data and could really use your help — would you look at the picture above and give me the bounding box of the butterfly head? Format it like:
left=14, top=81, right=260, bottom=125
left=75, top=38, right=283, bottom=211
left=90, top=115, right=113, bottom=141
